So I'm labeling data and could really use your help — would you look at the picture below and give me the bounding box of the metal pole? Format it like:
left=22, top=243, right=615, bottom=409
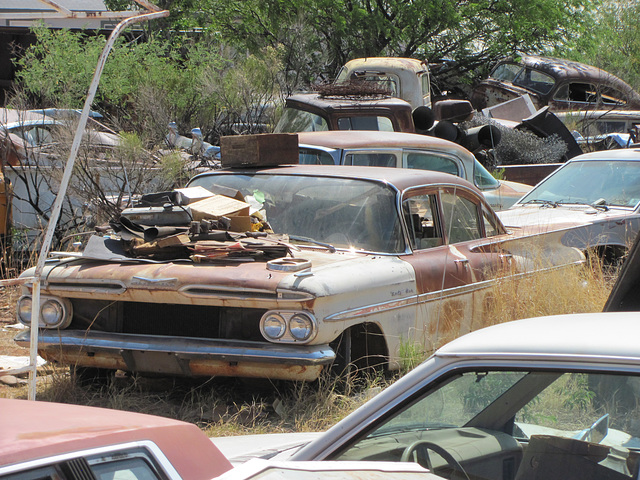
left=27, top=7, right=169, bottom=400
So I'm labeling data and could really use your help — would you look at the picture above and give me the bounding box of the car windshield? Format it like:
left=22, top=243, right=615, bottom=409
left=473, top=159, right=501, bottom=189
left=512, top=67, right=555, bottom=95
left=518, top=160, right=640, bottom=209
left=335, top=369, right=640, bottom=479
left=188, top=173, right=405, bottom=253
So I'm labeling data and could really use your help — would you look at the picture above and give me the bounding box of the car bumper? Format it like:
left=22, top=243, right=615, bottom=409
left=14, top=330, right=334, bottom=381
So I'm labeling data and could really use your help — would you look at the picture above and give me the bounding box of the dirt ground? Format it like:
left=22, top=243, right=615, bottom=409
left=0, top=286, right=26, bottom=356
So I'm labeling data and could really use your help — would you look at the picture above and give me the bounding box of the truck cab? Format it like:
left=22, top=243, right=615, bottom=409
left=335, top=57, right=432, bottom=109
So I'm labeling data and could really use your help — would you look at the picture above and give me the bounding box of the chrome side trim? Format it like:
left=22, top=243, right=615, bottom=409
left=324, top=261, right=584, bottom=321
left=325, top=296, right=417, bottom=322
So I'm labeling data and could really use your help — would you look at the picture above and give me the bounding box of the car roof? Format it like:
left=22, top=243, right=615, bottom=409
left=566, top=147, right=640, bottom=162
left=0, top=108, right=54, bottom=128
left=297, top=131, right=474, bottom=158
left=0, top=398, right=232, bottom=478
left=435, top=312, right=640, bottom=364
left=193, top=163, right=479, bottom=194
left=285, top=93, right=413, bottom=110
left=343, top=57, right=428, bottom=73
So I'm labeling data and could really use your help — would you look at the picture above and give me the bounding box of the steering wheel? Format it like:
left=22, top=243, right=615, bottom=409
left=400, top=440, right=471, bottom=480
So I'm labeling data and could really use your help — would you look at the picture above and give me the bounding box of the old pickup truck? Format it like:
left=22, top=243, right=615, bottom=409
left=13, top=135, right=583, bottom=383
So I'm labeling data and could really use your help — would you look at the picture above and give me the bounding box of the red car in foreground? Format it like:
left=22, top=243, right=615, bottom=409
left=0, top=398, right=232, bottom=480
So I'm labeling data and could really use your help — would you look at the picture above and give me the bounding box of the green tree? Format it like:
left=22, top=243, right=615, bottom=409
left=205, top=0, right=593, bottom=94
left=559, top=1, right=640, bottom=90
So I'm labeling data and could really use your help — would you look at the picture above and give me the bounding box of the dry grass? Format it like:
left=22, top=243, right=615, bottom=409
left=482, top=256, right=611, bottom=327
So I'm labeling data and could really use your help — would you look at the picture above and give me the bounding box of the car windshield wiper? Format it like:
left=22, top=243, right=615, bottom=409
left=521, top=199, right=559, bottom=208
left=288, top=235, right=336, bottom=253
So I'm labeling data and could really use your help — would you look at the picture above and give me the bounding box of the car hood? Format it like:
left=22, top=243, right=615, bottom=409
left=212, top=432, right=322, bottom=465
left=28, top=246, right=416, bottom=317
left=497, top=204, right=631, bottom=230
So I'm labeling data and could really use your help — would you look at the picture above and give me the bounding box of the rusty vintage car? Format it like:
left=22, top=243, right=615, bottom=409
left=13, top=160, right=583, bottom=382
left=471, top=55, right=640, bottom=112
left=297, top=130, right=531, bottom=211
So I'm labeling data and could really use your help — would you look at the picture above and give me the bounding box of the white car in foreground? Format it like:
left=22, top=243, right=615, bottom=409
left=285, top=312, right=640, bottom=479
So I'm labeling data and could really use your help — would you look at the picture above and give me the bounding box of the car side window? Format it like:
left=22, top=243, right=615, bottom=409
left=298, top=148, right=335, bottom=165
left=337, top=116, right=395, bottom=131
left=420, top=73, right=430, bottom=102
left=405, top=152, right=461, bottom=176
left=482, top=204, right=501, bottom=237
left=1, top=447, right=166, bottom=480
left=344, top=152, right=398, bottom=167
left=554, top=82, right=597, bottom=103
left=402, top=194, right=442, bottom=250
left=91, top=457, right=159, bottom=480
left=440, top=191, right=482, bottom=243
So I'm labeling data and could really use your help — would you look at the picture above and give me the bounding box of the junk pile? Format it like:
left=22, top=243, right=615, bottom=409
left=87, top=185, right=290, bottom=263
left=76, top=133, right=302, bottom=263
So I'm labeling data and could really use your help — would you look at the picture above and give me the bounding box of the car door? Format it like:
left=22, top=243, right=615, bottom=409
left=400, top=186, right=506, bottom=349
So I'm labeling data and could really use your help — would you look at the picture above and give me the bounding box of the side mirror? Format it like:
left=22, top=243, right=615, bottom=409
left=432, top=99, right=475, bottom=123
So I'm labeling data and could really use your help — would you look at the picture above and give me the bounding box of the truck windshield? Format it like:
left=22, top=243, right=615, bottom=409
left=274, top=108, right=329, bottom=133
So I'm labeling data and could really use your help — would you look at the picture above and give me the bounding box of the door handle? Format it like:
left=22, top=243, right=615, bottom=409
left=454, top=258, right=469, bottom=270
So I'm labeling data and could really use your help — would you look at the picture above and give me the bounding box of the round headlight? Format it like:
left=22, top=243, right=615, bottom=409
left=41, top=299, right=64, bottom=327
left=289, top=313, right=313, bottom=341
left=17, top=296, right=32, bottom=325
left=262, top=313, right=286, bottom=340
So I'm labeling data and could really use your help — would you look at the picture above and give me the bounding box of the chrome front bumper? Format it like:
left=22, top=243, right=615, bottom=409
left=15, top=330, right=335, bottom=381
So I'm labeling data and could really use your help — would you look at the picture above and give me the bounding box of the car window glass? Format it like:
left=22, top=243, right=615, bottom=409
left=513, top=68, right=555, bottom=94
left=337, top=116, right=395, bottom=131
left=190, top=173, right=405, bottom=253
left=420, top=73, right=430, bottom=101
left=92, top=457, right=159, bottom=480
left=489, top=62, right=521, bottom=82
left=402, top=194, right=442, bottom=249
left=405, top=152, right=460, bottom=176
left=345, top=152, right=398, bottom=167
left=596, top=120, right=627, bottom=135
left=472, top=160, right=500, bottom=189
left=298, top=148, right=335, bottom=165
left=334, top=369, right=640, bottom=473
left=347, top=72, right=399, bottom=97
left=482, top=204, right=501, bottom=237
left=553, top=82, right=597, bottom=103
left=440, top=191, right=482, bottom=243
left=274, top=108, right=328, bottom=133
left=600, top=86, right=628, bottom=106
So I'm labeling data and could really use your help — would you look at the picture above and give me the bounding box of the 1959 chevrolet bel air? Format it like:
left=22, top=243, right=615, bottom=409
left=14, top=162, right=583, bottom=382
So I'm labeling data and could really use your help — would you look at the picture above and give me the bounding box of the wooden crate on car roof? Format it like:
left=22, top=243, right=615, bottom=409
left=220, top=133, right=299, bottom=167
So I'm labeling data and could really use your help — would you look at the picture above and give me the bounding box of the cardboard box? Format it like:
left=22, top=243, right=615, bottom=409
left=189, top=195, right=250, bottom=220
left=188, top=195, right=252, bottom=232
left=220, top=133, right=299, bottom=167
